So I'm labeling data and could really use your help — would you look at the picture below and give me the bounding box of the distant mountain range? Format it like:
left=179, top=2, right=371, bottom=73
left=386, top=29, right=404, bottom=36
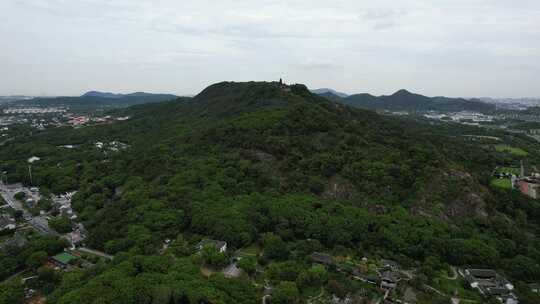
left=7, top=91, right=178, bottom=112
left=81, top=91, right=175, bottom=99
left=82, top=91, right=126, bottom=98
left=0, top=95, right=35, bottom=103
left=310, top=88, right=349, bottom=98
left=316, top=89, right=495, bottom=113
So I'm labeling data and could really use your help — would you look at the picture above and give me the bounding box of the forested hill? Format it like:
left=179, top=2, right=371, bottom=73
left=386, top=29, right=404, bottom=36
left=318, top=89, right=495, bottom=113
left=11, top=92, right=178, bottom=112
left=2, top=81, right=540, bottom=303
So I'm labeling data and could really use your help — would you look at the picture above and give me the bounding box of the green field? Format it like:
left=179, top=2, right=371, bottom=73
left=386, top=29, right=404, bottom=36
left=496, top=167, right=521, bottom=175
left=495, top=145, right=529, bottom=156
left=237, top=244, right=261, bottom=258
left=490, top=178, right=512, bottom=189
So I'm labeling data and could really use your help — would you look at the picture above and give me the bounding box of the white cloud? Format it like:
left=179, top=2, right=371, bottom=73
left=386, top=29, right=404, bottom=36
left=0, top=0, right=539, bottom=97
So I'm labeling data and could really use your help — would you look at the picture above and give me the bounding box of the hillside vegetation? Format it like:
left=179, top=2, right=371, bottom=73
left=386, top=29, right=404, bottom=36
left=1, top=82, right=540, bottom=303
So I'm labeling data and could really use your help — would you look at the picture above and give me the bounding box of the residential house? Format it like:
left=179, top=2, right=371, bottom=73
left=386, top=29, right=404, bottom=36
left=25, top=198, right=36, bottom=208
left=517, top=178, right=540, bottom=199
left=464, top=269, right=518, bottom=304
left=381, top=259, right=400, bottom=271
left=197, top=239, right=227, bottom=253
left=380, top=271, right=399, bottom=290
left=65, top=230, right=85, bottom=248
left=0, top=215, right=16, bottom=231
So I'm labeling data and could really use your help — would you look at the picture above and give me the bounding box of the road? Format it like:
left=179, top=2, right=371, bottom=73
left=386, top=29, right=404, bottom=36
left=78, top=247, right=114, bottom=260
left=424, top=284, right=446, bottom=297
left=0, top=182, right=55, bottom=235
left=446, top=266, right=458, bottom=280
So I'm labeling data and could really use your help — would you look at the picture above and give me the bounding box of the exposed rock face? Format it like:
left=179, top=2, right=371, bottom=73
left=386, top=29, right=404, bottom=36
left=442, top=170, right=489, bottom=220
left=368, top=204, right=389, bottom=215
left=445, top=193, right=488, bottom=219
left=253, top=150, right=276, bottom=163
left=242, top=149, right=276, bottom=163
left=414, top=169, right=489, bottom=221
left=322, top=175, right=356, bottom=200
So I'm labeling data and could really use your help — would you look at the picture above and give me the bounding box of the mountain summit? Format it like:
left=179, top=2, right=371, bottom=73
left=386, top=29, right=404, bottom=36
left=82, top=91, right=124, bottom=98
left=311, top=88, right=349, bottom=98
left=391, top=89, right=414, bottom=96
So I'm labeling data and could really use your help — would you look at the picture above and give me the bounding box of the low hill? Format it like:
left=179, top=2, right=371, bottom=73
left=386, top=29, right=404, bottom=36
left=318, top=89, right=495, bottom=113
left=310, top=88, right=349, bottom=98
left=13, top=92, right=178, bottom=112
left=82, top=91, right=125, bottom=98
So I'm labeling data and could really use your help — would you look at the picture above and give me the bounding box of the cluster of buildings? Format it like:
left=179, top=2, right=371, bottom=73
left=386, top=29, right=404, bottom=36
left=310, top=253, right=403, bottom=292
left=309, top=254, right=529, bottom=304
left=67, top=116, right=90, bottom=127
left=494, top=163, right=540, bottom=199
left=53, top=192, right=77, bottom=220
left=66, top=115, right=130, bottom=128
left=463, top=269, right=518, bottom=304
left=2, top=107, right=66, bottom=114
left=0, top=105, right=130, bottom=131
left=0, top=115, right=27, bottom=126
left=0, top=213, right=16, bottom=232
left=506, top=164, right=540, bottom=199
left=94, top=141, right=130, bottom=152
left=51, top=192, right=87, bottom=248
left=423, top=111, right=494, bottom=125
left=1, top=181, right=86, bottom=249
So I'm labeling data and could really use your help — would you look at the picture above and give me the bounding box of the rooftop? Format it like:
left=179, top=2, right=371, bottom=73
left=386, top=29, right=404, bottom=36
left=52, top=252, right=77, bottom=265
left=466, top=269, right=498, bottom=279
left=381, top=259, right=400, bottom=269
left=381, top=271, right=399, bottom=282
left=0, top=215, right=15, bottom=227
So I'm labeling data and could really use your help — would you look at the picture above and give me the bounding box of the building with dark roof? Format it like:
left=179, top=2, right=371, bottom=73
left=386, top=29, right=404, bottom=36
left=464, top=269, right=518, bottom=304
left=380, top=271, right=399, bottom=290
left=0, top=215, right=16, bottom=231
left=381, top=259, right=400, bottom=271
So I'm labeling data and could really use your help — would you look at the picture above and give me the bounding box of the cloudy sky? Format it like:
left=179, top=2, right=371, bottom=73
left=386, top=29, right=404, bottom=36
left=1, top=0, right=539, bottom=97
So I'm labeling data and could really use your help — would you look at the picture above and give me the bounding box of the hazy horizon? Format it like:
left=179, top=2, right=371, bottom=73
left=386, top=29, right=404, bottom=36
left=1, top=0, right=539, bottom=98
left=3, top=86, right=540, bottom=100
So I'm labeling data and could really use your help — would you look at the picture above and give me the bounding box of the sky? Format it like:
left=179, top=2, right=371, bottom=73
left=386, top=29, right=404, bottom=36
left=1, top=0, right=539, bottom=98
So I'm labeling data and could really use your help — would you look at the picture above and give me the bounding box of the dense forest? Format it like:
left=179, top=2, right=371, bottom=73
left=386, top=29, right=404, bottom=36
left=1, top=82, right=540, bottom=303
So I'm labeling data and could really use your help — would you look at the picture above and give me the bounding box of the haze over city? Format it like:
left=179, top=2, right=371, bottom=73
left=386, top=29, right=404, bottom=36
left=1, top=0, right=539, bottom=98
